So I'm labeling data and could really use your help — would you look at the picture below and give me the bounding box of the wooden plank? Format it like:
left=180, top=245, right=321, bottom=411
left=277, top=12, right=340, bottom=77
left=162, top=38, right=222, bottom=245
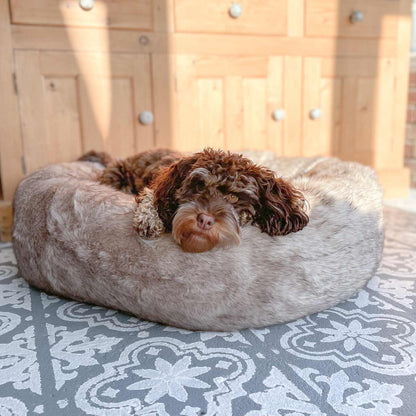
left=0, top=0, right=24, bottom=200
left=373, top=59, right=395, bottom=170
left=175, top=0, right=287, bottom=36
left=133, top=54, right=154, bottom=151
left=302, top=58, right=322, bottom=157
left=79, top=76, right=137, bottom=158
left=40, top=51, right=136, bottom=76
left=78, top=76, right=105, bottom=153
left=198, top=79, right=224, bottom=150
left=10, top=0, right=153, bottom=30
left=12, top=25, right=157, bottom=53
left=175, top=55, right=199, bottom=151
left=43, top=77, right=83, bottom=163
left=321, top=58, right=379, bottom=77
left=283, top=56, right=302, bottom=156
left=320, top=78, right=341, bottom=156
left=267, top=57, right=283, bottom=155
left=355, top=78, right=376, bottom=166
left=14, top=50, right=49, bottom=173
left=152, top=54, right=177, bottom=149
left=194, top=56, right=268, bottom=78
left=153, top=0, right=175, bottom=32
left=106, top=78, right=136, bottom=158
left=288, top=0, right=304, bottom=37
left=339, top=78, right=357, bottom=162
left=243, top=78, right=267, bottom=150
left=173, top=34, right=397, bottom=58
left=224, top=76, right=244, bottom=151
left=392, top=0, right=412, bottom=172
left=12, top=26, right=397, bottom=58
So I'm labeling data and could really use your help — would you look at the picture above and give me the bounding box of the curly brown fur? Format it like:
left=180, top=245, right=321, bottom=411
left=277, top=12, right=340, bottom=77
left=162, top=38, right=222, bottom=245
left=80, top=148, right=309, bottom=252
left=79, top=149, right=182, bottom=194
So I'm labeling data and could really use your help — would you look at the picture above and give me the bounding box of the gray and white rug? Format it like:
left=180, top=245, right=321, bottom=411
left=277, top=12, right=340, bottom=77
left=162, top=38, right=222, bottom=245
left=0, top=207, right=415, bottom=416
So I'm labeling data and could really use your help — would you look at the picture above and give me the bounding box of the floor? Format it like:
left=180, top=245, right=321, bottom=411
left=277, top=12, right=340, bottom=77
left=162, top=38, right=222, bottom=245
left=385, top=189, right=416, bottom=213
left=0, top=207, right=415, bottom=415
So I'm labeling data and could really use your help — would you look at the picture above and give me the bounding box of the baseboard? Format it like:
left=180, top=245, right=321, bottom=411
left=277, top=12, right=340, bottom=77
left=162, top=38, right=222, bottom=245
left=0, top=201, right=13, bottom=242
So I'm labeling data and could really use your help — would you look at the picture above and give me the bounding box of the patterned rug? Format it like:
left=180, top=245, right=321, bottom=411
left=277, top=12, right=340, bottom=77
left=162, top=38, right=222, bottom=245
left=0, top=207, right=415, bottom=416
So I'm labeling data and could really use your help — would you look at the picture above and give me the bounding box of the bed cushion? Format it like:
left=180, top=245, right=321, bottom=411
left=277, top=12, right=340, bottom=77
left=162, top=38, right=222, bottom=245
left=12, top=154, right=384, bottom=331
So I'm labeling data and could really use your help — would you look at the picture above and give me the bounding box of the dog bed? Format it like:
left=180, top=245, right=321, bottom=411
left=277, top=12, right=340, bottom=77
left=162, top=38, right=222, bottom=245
left=12, top=154, right=384, bottom=331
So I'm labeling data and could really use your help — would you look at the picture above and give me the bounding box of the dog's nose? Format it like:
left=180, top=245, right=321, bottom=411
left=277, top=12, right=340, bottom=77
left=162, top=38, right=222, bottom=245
left=196, top=213, right=215, bottom=230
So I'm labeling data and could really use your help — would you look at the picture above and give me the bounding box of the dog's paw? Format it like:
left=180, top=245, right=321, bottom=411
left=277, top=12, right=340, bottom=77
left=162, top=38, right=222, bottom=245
left=133, top=188, right=164, bottom=239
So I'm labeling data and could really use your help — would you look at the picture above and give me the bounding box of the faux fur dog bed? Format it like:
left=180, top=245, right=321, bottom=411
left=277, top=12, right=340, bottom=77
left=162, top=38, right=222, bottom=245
left=12, top=154, right=384, bottom=331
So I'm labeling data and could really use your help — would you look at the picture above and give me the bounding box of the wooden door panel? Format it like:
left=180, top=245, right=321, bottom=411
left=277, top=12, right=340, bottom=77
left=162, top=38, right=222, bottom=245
left=43, top=77, right=83, bottom=164
left=78, top=76, right=137, bottom=158
left=15, top=50, right=153, bottom=173
left=303, top=57, right=394, bottom=165
left=173, top=55, right=300, bottom=155
left=15, top=50, right=51, bottom=174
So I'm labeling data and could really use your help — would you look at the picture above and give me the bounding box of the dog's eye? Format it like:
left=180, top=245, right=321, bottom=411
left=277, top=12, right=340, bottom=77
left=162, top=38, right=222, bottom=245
left=226, top=194, right=239, bottom=203
left=191, top=177, right=205, bottom=189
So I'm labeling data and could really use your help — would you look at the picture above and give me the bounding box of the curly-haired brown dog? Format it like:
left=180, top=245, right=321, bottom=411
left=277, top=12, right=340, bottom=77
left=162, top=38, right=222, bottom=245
left=79, top=148, right=309, bottom=253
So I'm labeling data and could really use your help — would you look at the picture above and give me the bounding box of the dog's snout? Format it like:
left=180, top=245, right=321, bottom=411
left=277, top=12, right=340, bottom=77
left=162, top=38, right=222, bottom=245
left=197, top=213, right=215, bottom=230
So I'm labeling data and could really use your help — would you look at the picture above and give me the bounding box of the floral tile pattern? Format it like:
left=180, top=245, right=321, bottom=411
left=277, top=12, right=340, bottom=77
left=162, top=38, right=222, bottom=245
left=0, top=207, right=415, bottom=416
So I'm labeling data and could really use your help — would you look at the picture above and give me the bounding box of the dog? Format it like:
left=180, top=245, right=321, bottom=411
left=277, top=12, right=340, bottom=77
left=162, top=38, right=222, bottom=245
left=79, top=148, right=309, bottom=253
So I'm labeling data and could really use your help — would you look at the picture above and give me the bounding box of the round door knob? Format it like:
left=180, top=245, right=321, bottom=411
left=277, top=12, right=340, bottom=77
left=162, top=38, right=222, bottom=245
left=138, top=111, right=154, bottom=125
left=309, top=108, right=322, bottom=120
left=272, top=109, right=286, bottom=121
left=350, top=10, right=364, bottom=24
left=229, top=3, right=242, bottom=19
left=79, top=0, right=94, bottom=11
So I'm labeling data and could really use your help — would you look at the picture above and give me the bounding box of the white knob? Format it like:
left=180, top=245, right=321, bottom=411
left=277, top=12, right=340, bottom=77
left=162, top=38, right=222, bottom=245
left=350, top=10, right=364, bottom=24
left=229, top=3, right=242, bottom=19
left=309, top=108, right=322, bottom=120
left=79, top=0, right=94, bottom=11
left=138, top=111, right=154, bottom=125
left=272, top=109, right=286, bottom=121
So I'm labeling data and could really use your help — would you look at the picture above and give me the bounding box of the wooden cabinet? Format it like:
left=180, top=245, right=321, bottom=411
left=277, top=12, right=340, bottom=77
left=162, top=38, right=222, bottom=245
left=0, top=0, right=412, bottom=239
left=14, top=50, right=153, bottom=173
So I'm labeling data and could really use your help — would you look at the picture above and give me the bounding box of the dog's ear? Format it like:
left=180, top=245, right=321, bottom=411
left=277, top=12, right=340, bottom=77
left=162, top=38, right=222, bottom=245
left=151, top=155, right=198, bottom=231
left=252, top=169, right=309, bottom=236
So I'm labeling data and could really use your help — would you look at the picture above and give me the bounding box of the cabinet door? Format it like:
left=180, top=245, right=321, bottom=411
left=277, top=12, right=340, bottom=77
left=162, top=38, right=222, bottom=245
left=14, top=50, right=153, bottom=174
left=302, top=57, right=395, bottom=167
left=167, top=55, right=303, bottom=156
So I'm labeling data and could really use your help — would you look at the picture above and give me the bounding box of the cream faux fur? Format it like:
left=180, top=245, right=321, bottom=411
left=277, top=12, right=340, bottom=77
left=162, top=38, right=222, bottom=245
left=12, top=155, right=384, bottom=331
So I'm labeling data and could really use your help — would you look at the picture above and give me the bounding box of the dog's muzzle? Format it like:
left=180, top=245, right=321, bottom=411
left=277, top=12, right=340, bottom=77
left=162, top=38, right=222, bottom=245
left=171, top=200, right=240, bottom=253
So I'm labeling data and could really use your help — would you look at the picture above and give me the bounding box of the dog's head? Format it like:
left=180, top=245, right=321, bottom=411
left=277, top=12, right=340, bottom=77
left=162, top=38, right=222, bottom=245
left=152, top=148, right=309, bottom=253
